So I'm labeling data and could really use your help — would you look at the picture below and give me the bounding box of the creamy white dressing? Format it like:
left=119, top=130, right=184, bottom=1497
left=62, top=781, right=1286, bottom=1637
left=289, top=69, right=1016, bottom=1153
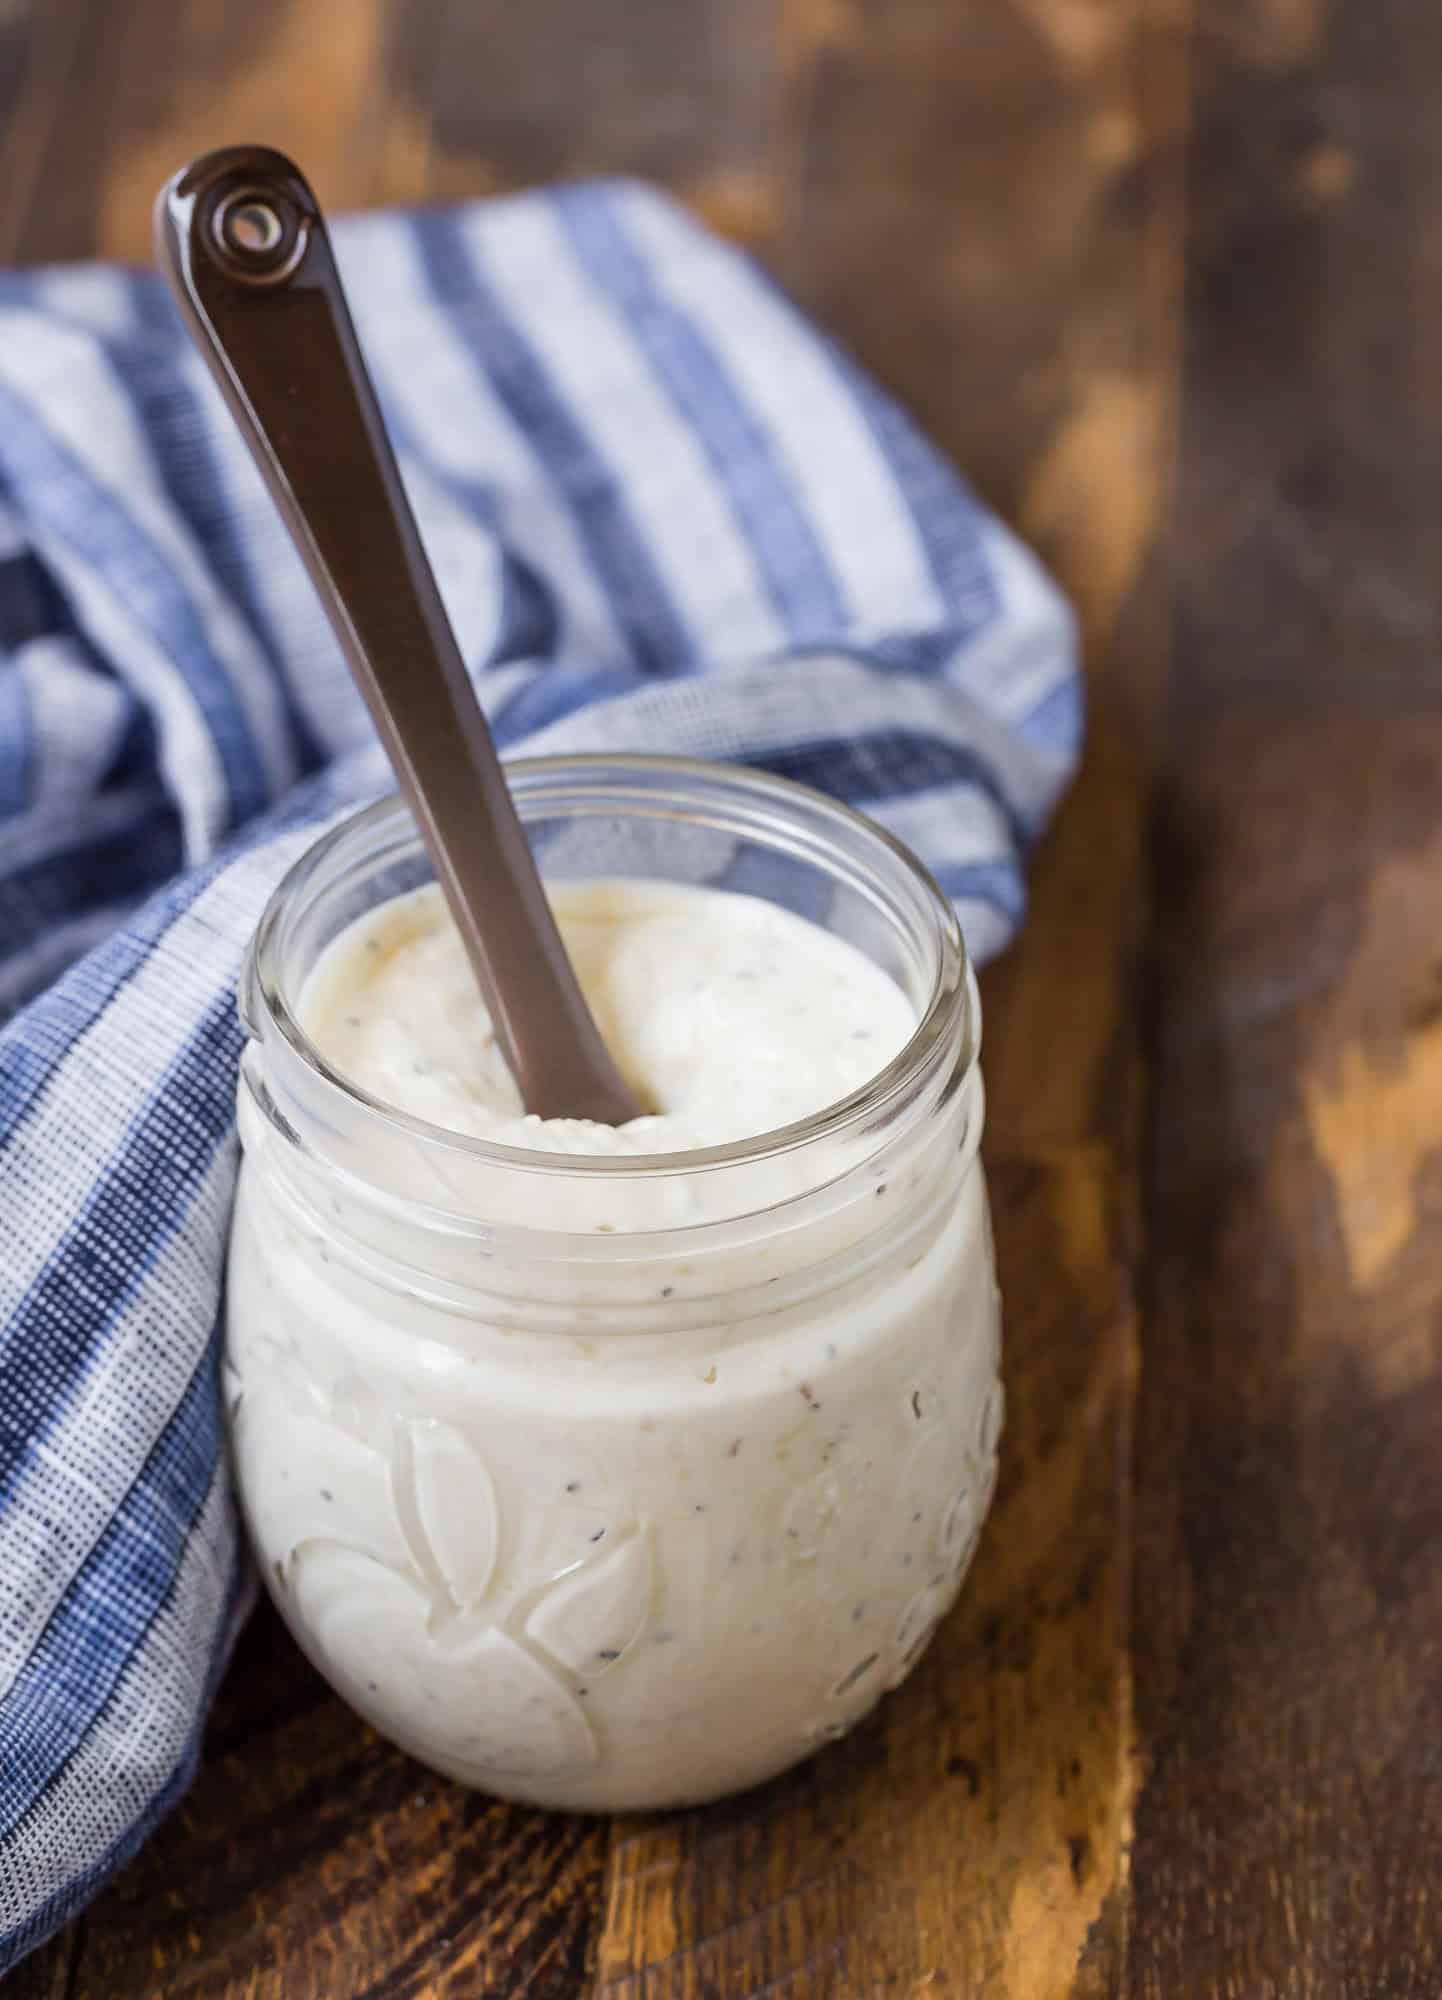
left=301, top=877, right=918, bottom=1157
left=226, top=875, right=1001, bottom=1810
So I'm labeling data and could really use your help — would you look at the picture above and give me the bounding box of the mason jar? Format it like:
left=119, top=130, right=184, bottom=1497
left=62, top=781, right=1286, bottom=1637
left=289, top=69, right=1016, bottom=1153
left=225, top=755, right=1001, bottom=1811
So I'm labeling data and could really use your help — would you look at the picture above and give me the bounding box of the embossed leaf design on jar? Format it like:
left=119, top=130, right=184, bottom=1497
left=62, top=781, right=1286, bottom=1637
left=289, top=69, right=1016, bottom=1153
left=290, top=1547, right=598, bottom=1780
left=940, top=1480, right=982, bottom=1581
left=975, top=1378, right=1004, bottom=1507
left=396, top=1418, right=499, bottom=1610
left=524, top=1527, right=653, bottom=1676
left=234, top=1388, right=412, bottom=1586
left=886, top=1580, right=952, bottom=1692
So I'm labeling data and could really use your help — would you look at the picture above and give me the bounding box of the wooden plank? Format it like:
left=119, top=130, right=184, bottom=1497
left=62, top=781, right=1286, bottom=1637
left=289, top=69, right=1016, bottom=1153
left=1127, top=0, right=1442, bottom=1988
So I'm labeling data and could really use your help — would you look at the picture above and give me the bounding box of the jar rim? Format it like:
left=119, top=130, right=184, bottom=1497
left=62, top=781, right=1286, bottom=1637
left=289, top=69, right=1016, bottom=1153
left=247, top=753, right=977, bottom=1182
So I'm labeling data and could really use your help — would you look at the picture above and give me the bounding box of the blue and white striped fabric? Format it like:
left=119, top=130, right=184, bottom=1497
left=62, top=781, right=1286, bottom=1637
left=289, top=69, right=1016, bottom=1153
left=0, top=180, right=1079, bottom=1969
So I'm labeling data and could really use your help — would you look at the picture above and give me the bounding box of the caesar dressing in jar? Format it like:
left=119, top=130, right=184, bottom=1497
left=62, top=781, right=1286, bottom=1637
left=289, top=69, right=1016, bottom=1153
left=226, top=756, right=1001, bottom=1810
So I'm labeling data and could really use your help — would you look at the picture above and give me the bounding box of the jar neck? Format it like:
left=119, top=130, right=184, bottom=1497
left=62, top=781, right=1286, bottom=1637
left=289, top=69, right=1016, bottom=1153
left=237, top=1051, right=983, bottom=1327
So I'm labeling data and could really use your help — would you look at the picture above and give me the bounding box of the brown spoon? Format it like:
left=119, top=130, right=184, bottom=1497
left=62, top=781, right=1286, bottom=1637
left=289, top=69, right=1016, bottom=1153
left=155, top=146, right=642, bottom=1127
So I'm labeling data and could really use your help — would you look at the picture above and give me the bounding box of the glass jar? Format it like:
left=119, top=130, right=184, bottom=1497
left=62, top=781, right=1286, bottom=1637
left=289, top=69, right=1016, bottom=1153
left=226, top=755, right=1001, bottom=1812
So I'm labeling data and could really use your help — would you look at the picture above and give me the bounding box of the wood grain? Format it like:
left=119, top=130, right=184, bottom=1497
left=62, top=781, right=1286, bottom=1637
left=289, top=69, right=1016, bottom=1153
left=1125, top=2, right=1442, bottom=1990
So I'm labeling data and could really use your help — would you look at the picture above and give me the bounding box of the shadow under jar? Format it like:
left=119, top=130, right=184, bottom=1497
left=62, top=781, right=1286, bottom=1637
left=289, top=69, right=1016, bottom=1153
left=226, top=755, right=1002, bottom=1811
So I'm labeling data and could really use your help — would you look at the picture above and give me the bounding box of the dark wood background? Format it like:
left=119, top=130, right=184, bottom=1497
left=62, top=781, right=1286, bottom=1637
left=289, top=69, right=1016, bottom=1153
left=6, top=0, right=1441, bottom=1994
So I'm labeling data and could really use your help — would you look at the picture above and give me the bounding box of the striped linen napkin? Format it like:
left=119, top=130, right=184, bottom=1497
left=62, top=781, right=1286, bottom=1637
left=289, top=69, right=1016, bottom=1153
left=0, top=179, right=1080, bottom=1970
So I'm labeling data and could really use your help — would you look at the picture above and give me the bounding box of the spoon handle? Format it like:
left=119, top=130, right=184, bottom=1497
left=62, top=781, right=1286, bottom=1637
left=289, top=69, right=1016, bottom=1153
left=155, top=146, right=640, bottom=1126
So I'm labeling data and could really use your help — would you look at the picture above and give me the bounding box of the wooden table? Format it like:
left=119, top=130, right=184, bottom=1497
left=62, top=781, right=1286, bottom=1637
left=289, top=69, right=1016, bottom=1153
left=7, top=1, right=1440, bottom=1993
